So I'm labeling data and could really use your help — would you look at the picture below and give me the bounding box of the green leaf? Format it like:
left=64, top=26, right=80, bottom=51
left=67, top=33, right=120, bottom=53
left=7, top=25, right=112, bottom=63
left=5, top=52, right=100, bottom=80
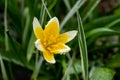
left=62, top=52, right=77, bottom=80
left=3, top=32, right=27, bottom=67
left=47, top=0, right=57, bottom=11
left=77, top=12, right=88, bottom=80
left=105, top=19, right=120, bottom=28
left=89, top=67, right=115, bottom=80
left=63, top=0, right=71, bottom=11
left=7, top=0, right=22, bottom=37
left=81, top=0, right=101, bottom=21
left=84, top=15, right=120, bottom=32
left=4, top=0, right=9, bottom=51
left=42, top=0, right=52, bottom=18
left=22, top=8, right=31, bottom=47
left=86, top=18, right=120, bottom=46
left=0, top=54, right=8, bottom=80
left=0, top=50, right=24, bottom=66
left=86, top=28, right=120, bottom=38
left=70, top=59, right=82, bottom=74
left=60, top=0, right=86, bottom=29
left=107, top=53, right=120, bottom=68
left=0, top=50, right=34, bottom=70
left=27, top=32, right=36, bottom=62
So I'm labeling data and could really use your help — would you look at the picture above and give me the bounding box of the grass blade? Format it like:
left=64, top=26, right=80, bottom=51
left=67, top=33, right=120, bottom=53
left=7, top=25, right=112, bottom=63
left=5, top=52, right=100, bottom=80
left=62, top=51, right=77, bottom=80
left=22, top=8, right=30, bottom=47
left=86, top=28, right=120, bottom=38
left=26, top=32, right=36, bottom=61
left=4, top=0, right=9, bottom=51
left=77, top=12, right=88, bottom=80
left=31, top=3, right=46, bottom=79
left=25, top=1, right=47, bottom=62
left=39, top=4, right=45, bottom=25
left=35, top=56, right=43, bottom=78
left=82, top=0, right=101, bottom=21
left=27, top=3, right=46, bottom=62
left=0, top=54, right=8, bottom=80
left=105, top=18, right=120, bottom=28
left=84, top=15, right=120, bottom=31
left=41, top=0, right=52, bottom=19
left=7, top=33, right=26, bottom=66
left=63, top=0, right=71, bottom=11
left=60, top=0, right=86, bottom=29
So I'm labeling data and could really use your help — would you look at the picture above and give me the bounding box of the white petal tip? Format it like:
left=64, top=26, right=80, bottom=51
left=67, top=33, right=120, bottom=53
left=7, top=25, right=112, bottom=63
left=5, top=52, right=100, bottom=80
left=35, top=39, right=44, bottom=51
left=33, top=17, right=37, bottom=20
left=58, top=45, right=71, bottom=54
left=70, top=30, right=78, bottom=36
left=33, top=17, right=38, bottom=24
left=33, top=17, right=41, bottom=29
left=65, top=30, right=78, bottom=42
left=47, top=60, right=56, bottom=64
left=52, top=17, right=58, bottom=20
left=48, top=17, right=59, bottom=23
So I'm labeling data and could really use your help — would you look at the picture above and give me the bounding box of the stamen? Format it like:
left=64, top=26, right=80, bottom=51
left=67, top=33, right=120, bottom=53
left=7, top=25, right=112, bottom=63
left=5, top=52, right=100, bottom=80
left=47, top=47, right=51, bottom=51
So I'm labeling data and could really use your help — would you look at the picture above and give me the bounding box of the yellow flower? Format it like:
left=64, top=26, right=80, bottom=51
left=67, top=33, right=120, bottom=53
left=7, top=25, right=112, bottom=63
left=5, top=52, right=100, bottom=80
left=33, top=17, right=77, bottom=64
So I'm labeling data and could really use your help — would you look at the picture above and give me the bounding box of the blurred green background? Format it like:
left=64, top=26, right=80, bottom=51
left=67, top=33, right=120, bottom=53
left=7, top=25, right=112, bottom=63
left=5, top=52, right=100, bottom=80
left=0, top=0, right=120, bottom=80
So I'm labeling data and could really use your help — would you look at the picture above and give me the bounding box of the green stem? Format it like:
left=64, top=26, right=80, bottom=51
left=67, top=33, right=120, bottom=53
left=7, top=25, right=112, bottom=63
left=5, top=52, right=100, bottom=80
left=72, top=64, right=79, bottom=80
left=41, top=0, right=52, bottom=19
left=0, top=54, right=8, bottom=80
left=67, top=53, right=79, bottom=80
left=33, top=50, right=39, bottom=80
left=39, top=4, right=46, bottom=26
left=4, top=0, right=9, bottom=51
left=62, top=51, right=76, bottom=80
left=33, top=51, right=44, bottom=80
left=77, top=12, right=88, bottom=80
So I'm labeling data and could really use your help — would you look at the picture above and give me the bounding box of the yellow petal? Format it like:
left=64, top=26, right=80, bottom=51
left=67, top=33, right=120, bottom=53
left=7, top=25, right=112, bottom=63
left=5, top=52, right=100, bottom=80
left=57, top=33, right=69, bottom=43
left=44, top=17, right=59, bottom=40
left=33, top=17, right=43, bottom=39
left=35, top=39, right=44, bottom=51
left=43, top=50, right=56, bottom=64
left=63, top=30, right=78, bottom=43
left=49, top=43, right=71, bottom=54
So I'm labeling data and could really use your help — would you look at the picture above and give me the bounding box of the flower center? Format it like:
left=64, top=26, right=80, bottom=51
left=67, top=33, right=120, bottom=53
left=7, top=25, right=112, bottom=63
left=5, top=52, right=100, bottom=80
left=41, top=34, right=59, bottom=53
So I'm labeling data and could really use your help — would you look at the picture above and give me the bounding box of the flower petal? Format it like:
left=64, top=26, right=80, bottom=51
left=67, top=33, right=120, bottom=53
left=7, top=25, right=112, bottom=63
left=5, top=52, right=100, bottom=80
left=33, top=17, right=43, bottom=39
left=35, top=39, right=44, bottom=51
left=57, top=33, right=69, bottom=43
left=50, top=43, right=71, bottom=54
left=44, top=17, right=59, bottom=40
left=43, top=50, right=56, bottom=64
left=63, top=30, right=78, bottom=43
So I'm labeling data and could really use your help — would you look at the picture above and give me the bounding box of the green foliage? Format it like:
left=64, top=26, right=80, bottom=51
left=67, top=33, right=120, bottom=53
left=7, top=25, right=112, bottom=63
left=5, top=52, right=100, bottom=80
left=0, top=55, right=8, bottom=80
left=107, top=53, right=120, bottom=68
left=0, top=0, right=120, bottom=80
left=89, top=67, right=115, bottom=80
left=77, top=12, right=88, bottom=80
